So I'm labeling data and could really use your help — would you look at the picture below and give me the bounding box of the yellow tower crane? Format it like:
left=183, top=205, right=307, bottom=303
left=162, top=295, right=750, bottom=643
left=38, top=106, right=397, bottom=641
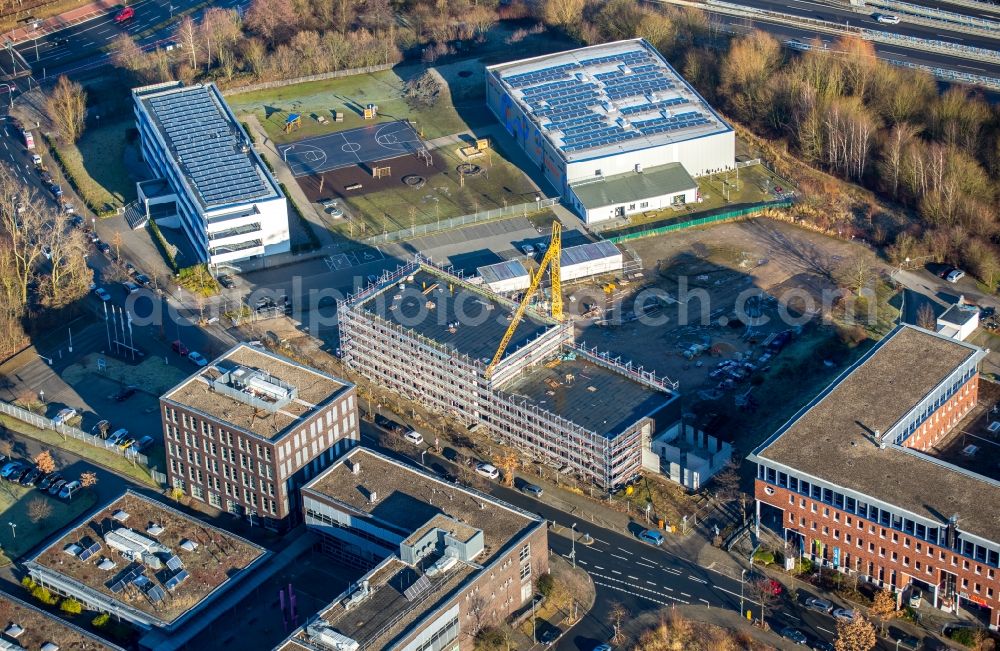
left=484, top=220, right=562, bottom=379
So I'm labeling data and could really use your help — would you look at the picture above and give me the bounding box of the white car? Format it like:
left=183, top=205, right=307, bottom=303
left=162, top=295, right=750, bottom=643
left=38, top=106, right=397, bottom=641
left=94, top=287, right=111, bottom=301
left=107, top=428, right=129, bottom=446
left=875, top=13, right=900, bottom=24
left=404, top=430, right=424, bottom=445
left=522, top=244, right=535, bottom=256
left=187, top=351, right=208, bottom=367
left=51, top=407, right=78, bottom=426
left=832, top=608, right=857, bottom=622
left=946, top=269, right=966, bottom=283
left=475, top=463, right=499, bottom=480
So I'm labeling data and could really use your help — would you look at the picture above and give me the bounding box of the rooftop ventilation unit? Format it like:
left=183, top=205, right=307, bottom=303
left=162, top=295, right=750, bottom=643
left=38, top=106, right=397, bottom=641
left=105, top=528, right=170, bottom=558
left=209, top=364, right=298, bottom=412
left=341, top=580, right=371, bottom=611
left=425, top=549, right=460, bottom=578
left=306, top=623, right=360, bottom=651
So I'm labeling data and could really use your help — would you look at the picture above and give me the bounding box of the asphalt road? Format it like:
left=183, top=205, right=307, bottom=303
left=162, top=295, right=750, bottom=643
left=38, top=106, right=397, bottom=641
left=15, top=0, right=245, bottom=79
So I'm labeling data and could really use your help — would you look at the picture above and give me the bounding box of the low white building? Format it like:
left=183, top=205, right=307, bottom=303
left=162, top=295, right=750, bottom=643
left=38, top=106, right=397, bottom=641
left=936, top=303, right=979, bottom=342
left=133, top=82, right=290, bottom=266
left=567, top=162, right=698, bottom=224
left=643, top=422, right=732, bottom=491
left=560, top=240, right=623, bottom=282
left=477, top=259, right=530, bottom=293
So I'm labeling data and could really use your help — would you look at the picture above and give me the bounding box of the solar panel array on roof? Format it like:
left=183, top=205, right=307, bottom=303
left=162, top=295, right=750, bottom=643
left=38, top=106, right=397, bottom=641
left=109, top=565, right=145, bottom=594
left=403, top=574, right=432, bottom=601
left=561, top=240, right=621, bottom=266
left=165, top=555, right=183, bottom=571
left=146, top=87, right=271, bottom=207
left=78, top=541, right=102, bottom=562
left=165, top=569, right=190, bottom=591
left=147, top=585, right=166, bottom=603
left=500, top=44, right=722, bottom=155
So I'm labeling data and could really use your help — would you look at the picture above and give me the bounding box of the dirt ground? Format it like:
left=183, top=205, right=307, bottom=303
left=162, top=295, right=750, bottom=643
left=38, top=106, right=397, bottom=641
left=566, top=217, right=891, bottom=448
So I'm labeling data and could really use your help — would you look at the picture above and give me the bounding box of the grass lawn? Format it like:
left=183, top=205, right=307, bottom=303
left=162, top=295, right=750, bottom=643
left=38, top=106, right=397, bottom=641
left=0, top=415, right=158, bottom=488
left=50, top=119, right=135, bottom=213
left=75, top=120, right=136, bottom=206
left=0, top=482, right=98, bottom=565
left=228, top=64, right=483, bottom=145
left=331, top=144, right=539, bottom=235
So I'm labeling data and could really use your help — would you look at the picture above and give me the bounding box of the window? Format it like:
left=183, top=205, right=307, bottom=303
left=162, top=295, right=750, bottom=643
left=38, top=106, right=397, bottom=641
left=628, top=203, right=636, bottom=211
left=594, top=169, right=602, bottom=176
left=520, top=563, right=531, bottom=581
left=640, top=201, right=649, bottom=209
left=520, top=544, right=530, bottom=561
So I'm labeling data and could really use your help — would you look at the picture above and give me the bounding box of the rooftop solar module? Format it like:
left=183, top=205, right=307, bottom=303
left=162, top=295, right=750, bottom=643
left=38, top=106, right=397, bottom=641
left=491, top=39, right=729, bottom=159
left=143, top=85, right=275, bottom=208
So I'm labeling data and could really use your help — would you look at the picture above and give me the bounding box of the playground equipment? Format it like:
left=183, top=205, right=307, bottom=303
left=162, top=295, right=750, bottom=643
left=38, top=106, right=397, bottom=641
left=363, top=104, right=378, bottom=120
left=371, top=164, right=391, bottom=179
left=284, top=113, right=301, bottom=133
left=461, top=137, right=490, bottom=159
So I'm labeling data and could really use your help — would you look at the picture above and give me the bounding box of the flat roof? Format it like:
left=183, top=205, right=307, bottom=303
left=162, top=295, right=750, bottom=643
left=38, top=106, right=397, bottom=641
left=938, top=304, right=978, bottom=327
left=296, top=449, right=541, bottom=650
left=134, top=82, right=280, bottom=209
left=753, top=325, right=1000, bottom=541
left=28, top=491, right=267, bottom=627
left=0, top=593, right=125, bottom=651
left=162, top=343, right=351, bottom=441
left=561, top=240, right=622, bottom=266
left=570, top=162, right=696, bottom=209
left=501, top=354, right=673, bottom=438
left=478, top=259, right=529, bottom=285
left=488, top=39, right=730, bottom=163
left=358, top=265, right=559, bottom=364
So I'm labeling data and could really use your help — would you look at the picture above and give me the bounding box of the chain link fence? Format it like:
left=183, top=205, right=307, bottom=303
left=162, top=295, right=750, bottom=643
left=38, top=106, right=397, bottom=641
left=0, top=399, right=166, bottom=484
left=365, top=197, right=560, bottom=245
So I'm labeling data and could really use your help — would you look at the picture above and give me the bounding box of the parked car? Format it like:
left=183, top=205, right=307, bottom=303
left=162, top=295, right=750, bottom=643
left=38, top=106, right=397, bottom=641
left=124, top=262, right=137, bottom=276
left=593, top=645, right=613, bottom=651
left=403, top=430, right=424, bottom=445
left=118, top=435, right=136, bottom=450
left=909, top=589, right=922, bottom=608
left=107, top=428, right=129, bottom=446
left=946, top=269, right=966, bottom=283
left=51, top=407, right=78, bottom=426
left=47, top=478, right=67, bottom=495
left=8, top=466, right=32, bottom=483
left=112, top=385, right=138, bottom=402
left=171, top=340, right=190, bottom=356
left=94, top=287, right=111, bottom=301
left=96, top=241, right=112, bottom=256
left=134, top=436, right=154, bottom=451
left=218, top=274, right=235, bottom=289
left=804, top=597, right=833, bottom=613
left=888, top=628, right=920, bottom=651
left=134, top=273, right=152, bottom=287
left=38, top=472, right=62, bottom=491
left=521, top=483, right=544, bottom=497
left=0, top=462, right=24, bottom=479
left=58, top=480, right=82, bottom=499
left=809, top=639, right=834, bottom=651
left=122, top=281, right=140, bottom=294
left=638, top=529, right=664, bottom=546
left=522, top=244, right=536, bottom=256
left=31, top=154, right=42, bottom=167
left=19, top=467, right=42, bottom=487
left=832, top=608, right=857, bottom=622
left=779, top=627, right=808, bottom=645
left=187, top=351, right=208, bottom=367
left=475, top=463, right=499, bottom=480
left=91, top=419, right=111, bottom=438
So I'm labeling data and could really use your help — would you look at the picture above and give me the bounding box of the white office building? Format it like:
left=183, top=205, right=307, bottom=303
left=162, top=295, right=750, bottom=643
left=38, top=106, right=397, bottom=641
left=133, top=82, right=290, bottom=265
left=487, top=39, right=734, bottom=225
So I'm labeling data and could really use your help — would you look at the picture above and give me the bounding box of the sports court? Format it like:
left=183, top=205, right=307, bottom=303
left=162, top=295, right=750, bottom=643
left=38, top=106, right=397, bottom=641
left=279, top=120, right=425, bottom=177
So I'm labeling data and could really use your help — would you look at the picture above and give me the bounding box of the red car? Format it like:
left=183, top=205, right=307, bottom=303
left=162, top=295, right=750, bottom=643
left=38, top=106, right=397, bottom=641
left=115, top=6, right=134, bottom=23
left=171, top=340, right=189, bottom=356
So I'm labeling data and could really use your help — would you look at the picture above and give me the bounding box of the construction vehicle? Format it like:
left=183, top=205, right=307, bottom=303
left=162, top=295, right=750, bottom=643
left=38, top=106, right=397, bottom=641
left=484, top=220, right=562, bottom=379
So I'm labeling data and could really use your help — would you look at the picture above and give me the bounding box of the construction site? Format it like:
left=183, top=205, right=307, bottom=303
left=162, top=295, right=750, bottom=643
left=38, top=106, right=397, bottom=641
left=337, top=224, right=678, bottom=490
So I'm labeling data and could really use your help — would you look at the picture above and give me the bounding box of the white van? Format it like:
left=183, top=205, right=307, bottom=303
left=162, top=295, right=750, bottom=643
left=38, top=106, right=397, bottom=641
left=404, top=430, right=424, bottom=445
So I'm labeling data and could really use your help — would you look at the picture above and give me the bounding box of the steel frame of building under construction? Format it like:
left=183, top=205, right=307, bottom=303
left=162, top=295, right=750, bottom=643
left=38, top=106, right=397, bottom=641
left=337, top=256, right=677, bottom=489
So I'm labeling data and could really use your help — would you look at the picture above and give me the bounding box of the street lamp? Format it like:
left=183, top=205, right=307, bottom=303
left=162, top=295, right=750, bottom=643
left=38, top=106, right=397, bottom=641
left=740, top=568, right=746, bottom=620
left=570, top=522, right=577, bottom=569
left=38, top=390, right=44, bottom=403
left=420, top=449, right=426, bottom=466
left=7, top=522, right=15, bottom=539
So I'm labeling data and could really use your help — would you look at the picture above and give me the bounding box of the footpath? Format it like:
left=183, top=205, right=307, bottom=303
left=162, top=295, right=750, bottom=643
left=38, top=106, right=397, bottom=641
left=3, top=0, right=117, bottom=45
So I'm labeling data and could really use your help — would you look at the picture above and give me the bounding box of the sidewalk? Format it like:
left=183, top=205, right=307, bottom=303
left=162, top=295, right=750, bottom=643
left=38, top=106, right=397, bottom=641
left=4, top=0, right=118, bottom=45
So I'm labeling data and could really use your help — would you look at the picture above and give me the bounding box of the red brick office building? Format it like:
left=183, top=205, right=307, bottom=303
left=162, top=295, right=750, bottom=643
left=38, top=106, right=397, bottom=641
left=750, top=325, right=1000, bottom=629
left=160, top=344, right=357, bottom=530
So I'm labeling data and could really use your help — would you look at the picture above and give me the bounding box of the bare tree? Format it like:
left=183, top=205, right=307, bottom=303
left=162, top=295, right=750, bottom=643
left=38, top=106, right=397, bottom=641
left=176, top=16, right=199, bottom=69
left=837, top=255, right=874, bottom=297
left=916, top=302, right=937, bottom=330
left=0, top=167, right=47, bottom=304
left=244, top=0, right=298, bottom=46
left=45, top=76, right=87, bottom=143
left=747, top=577, right=779, bottom=623
left=608, top=602, right=629, bottom=644
left=40, top=210, right=90, bottom=308
left=110, top=33, right=147, bottom=74
left=28, top=498, right=53, bottom=523
left=878, top=122, right=919, bottom=198
left=465, top=591, right=494, bottom=639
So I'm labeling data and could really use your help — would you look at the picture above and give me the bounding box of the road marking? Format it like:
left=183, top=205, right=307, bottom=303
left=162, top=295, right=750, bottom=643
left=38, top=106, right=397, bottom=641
left=627, top=575, right=639, bottom=581
left=610, top=553, right=628, bottom=561
left=958, top=64, right=985, bottom=71
left=577, top=560, right=588, bottom=566
left=680, top=592, right=691, bottom=598
left=786, top=614, right=800, bottom=621
left=940, top=34, right=963, bottom=40
left=611, top=569, right=622, bottom=575
left=646, top=580, right=657, bottom=586
left=662, top=586, right=673, bottom=592
left=617, top=547, right=633, bottom=555
left=818, top=626, right=834, bottom=634
left=590, top=572, right=690, bottom=605
left=593, top=565, right=604, bottom=571
left=592, top=537, right=609, bottom=545
left=688, top=575, right=708, bottom=583
left=636, top=560, right=656, bottom=568
left=663, top=567, right=682, bottom=575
